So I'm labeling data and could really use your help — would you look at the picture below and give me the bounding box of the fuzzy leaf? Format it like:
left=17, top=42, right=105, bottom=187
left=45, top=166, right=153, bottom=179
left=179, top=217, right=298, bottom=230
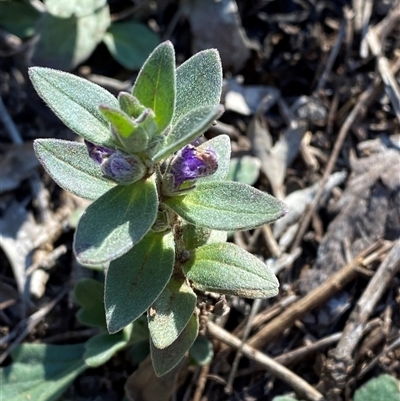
left=84, top=330, right=129, bottom=367
left=165, top=181, right=287, bottom=231
left=99, top=106, right=149, bottom=152
left=132, top=41, right=175, bottom=133
left=105, top=232, right=175, bottom=334
left=151, top=314, right=198, bottom=377
left=0, top=343, right=86, bottom=401
left=174, top=49, right=222, bottom=124
left=354, top=374, right=400, bottom=401
left=196, top=134, right=231, bottom=182
left=182, top=242, right=279, bottom=298
left=74, top=176, right=158, bottom=265
left=29, top=67, right=118, bottom=147
left=152, top=104, right=224, bottom=162
left=118, top=92, right=146, bottom=117
left=34, top=139, right=115, bottom=200
left=148, top=276, right=196, bottom=349
left=103, top=21, right=160, bottom=70
left=74, top=278, right=106, bottom=329
left=182, top=223, right=226, bottom=250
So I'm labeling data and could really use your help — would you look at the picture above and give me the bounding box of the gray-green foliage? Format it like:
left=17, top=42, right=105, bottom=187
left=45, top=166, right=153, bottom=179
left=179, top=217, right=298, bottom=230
left=6, top=40, right=288, bottom=400
left=354, top=374, right=400, bottom=401
left=0, top=0, right=160, bottom=70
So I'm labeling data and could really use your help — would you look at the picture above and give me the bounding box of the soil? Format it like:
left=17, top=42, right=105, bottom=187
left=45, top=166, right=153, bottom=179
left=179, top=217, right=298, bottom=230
left=1, top=1, right=399, bottom=401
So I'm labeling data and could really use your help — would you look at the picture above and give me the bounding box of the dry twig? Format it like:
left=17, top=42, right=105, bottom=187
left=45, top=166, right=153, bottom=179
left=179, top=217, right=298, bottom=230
left=208, top=321, right=325, bottom=401
left=322, top=239, right=400, bottom=399
left=247, top=241, right=392, bottom=349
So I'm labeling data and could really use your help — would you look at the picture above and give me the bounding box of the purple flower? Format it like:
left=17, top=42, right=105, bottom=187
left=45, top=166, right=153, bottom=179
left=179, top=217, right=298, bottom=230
left=169, top=145, right=218, bottom=190
left=85, top=141, right=146, bottom=185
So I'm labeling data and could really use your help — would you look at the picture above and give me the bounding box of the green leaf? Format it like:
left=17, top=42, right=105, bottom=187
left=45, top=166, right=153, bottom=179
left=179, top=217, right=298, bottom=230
left=34, top=139, right=115, bottom=201
left=84, top=330, right=129, bottom=367
left=0, top=1, right=40, bottom=38
left=189, top=336, right=214, bottom=366
left=0, top=343, right=86, bottom=401
left=99, top=106, right=149, bottom=152
left=132, top=41, right=175, bottom=134
left=105, top=231, right=175, bottom=334
left=74, top=176, right=158, bottom=265
left=151, top=314, right=198, bottom=377
left=29, top=67, right=118, bottom=148
left=182, top=242, right=279, bottom=298
left=228, top=156, right=261, bottom=186
left=118, top=92, right=146, bottom=118
left=182, top=223, right=226, bottom=250
left=165, top=181, right=287, bottom=231
left=45, top=0, right=107, bottom=18
left=32, top=5, right=110, bottom=70
left=354, top=374, right=400, bottom=401
left=196, top=134, right=231, bottom=182
left=103, top=21, right=160, bottom=70
left=152, top=104, right=224, bottom=162
left=173, top=49, right=222, bottom=125
left=74, top=278, right=106, bottom=329
left=148, top=276, right=196, bottom=349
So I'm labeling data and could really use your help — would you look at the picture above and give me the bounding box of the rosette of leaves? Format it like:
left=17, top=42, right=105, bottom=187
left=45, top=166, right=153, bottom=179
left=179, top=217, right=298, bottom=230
left=30, top=41, right=287, bottom=376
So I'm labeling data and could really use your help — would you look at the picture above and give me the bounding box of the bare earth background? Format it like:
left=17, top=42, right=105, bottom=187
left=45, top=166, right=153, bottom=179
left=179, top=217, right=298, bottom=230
left=0, top=0, right=399, bottom=400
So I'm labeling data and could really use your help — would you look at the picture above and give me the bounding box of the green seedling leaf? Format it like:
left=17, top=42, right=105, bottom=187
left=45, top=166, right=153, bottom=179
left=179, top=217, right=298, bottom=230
left=29, top=67, right=118, bottom=147
left=34, top=139, right=115, bottom=201
left=74, top=176, right=158, bottom=265
left=354, top=374, right=400, bottom=401
left=174, top=49, right=222, bottom=125
left=103, top=21, right=160, bottom=70
left=74, top=278, right=106, bottom=329
left=99, top=106, right=149, bottom=152
left=152, top=104, right=224, bottom=162
left=182, top=242, right=279, bottom=298
left=105, top=231, right=175, bottom=334
left=33, top=5, right=110, bottom=70
left=84, top=330, right=129, bottom=367
left=45, top=0, right=107, bottom=18
left=118, top=92, right=146, bottom=118
left=165, top=181, right=287, bottom=231
left=0, top=1, right=40, bottom=38
left=151, top=314, right=198, bottom=377
left=196, top=134, right=231, bottom=182
left=148, top=276, right=196, bottom=349
left=0, top=343, right=86, bottom=401
left=189, top=336, right=214, bottom=366
left=132, top=41, right=175, bottom=133
left=228, top=156, right=261, bottom=186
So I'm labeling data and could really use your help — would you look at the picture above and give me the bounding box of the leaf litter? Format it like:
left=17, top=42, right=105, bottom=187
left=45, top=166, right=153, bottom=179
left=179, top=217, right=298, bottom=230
left=1, top=0, right=400, bottom=400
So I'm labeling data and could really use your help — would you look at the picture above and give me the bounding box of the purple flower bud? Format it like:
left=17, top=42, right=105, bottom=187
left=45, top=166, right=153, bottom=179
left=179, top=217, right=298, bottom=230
left=85, top=141, right=146, bottom=185
left=169, top=145, right=218, bottom=190
left=85, top=141, right=114, bottom=164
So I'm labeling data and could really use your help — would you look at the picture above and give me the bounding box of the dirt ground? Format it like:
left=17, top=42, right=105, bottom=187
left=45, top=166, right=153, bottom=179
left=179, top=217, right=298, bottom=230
left=0, top=1, right=399, bottom=400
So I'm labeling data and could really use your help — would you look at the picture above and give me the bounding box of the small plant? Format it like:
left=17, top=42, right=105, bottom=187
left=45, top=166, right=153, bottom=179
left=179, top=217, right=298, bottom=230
left=30, top=41, right=287, bottom=376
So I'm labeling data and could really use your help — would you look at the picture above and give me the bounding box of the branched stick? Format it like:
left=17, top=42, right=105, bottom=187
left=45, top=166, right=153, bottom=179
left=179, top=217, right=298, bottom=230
left=323, top=239, right=400, bottom=399
left=208, top=321, right=325, bottom=401
left=247, top=241, right=391, bottom=349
